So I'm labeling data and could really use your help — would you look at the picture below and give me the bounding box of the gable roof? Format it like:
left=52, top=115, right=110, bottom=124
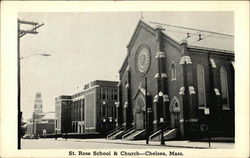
left=133, top=87, right=150, bottom=100
left=127, top=20, right=158, bottom=48
left=119, top=19, right=234, bottom=74
left=143, top=20, right=234, bottom=53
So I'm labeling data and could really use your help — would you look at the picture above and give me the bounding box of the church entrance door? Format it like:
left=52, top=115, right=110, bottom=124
left=135, top=97, right=146, bottom=130
left=135, top=111, right=145, bottom=129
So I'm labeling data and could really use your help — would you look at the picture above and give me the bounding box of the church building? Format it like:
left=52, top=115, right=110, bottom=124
left=26, top=91, right=55, bottom=136
left=111, top=20, right=234, bottom=140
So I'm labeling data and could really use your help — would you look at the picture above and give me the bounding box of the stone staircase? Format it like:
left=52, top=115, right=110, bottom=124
left=107, top=128, right=134, bottom=140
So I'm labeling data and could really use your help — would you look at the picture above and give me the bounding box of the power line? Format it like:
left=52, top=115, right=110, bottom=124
left=190, top=33, right=214, bottom=45
left=149, top=21, right=233, bottom=43
left=149, top=21, right=234, bottom=38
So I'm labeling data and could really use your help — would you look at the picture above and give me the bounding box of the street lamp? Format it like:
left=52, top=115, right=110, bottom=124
left=18, top=53, right=51, bottom=146
left=33, top=112, right=35, bottom=135
left=145, top=77, right=149, bottom=144
left=55, top=117, right=58, bottom=140
left=159, top=91, right=165, bottom=145
left=20, top=53, right=51, bottom=60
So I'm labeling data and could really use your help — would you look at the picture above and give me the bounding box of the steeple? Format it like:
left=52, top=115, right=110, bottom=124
left=34, top=91, right=43, bottom=114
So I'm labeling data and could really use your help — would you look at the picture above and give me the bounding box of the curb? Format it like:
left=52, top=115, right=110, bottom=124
left=81, top=140, right=211, bottom=149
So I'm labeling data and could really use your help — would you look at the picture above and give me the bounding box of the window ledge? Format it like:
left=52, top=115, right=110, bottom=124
left=222, top=107, right=230, bottom=110
left=198, top=107, right=206, bottom=109
left=171, top=78, right=176, bottom=81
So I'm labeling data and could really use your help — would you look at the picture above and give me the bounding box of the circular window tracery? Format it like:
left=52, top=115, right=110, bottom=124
left=135, top=45, right=151, bottom=76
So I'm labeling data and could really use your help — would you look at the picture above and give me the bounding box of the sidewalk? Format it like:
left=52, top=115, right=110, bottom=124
left=58, top=138, right=234, bottom=149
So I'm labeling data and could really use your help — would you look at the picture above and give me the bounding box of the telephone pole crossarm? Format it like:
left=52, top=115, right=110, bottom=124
left=19, top=29, right=38, bottom=34
left=18, top=19, right=38, bottom=25
left=19, top=23, right=44, bottom=38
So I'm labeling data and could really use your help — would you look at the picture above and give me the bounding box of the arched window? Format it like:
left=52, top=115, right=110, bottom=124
left=220, top=66, right=229, bottom=109
left=197, top=64, right=206, bottom=108
left=171, top=63, right=176, bottom=80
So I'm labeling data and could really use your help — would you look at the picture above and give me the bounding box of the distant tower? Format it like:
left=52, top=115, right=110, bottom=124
left=34, top=91, right=43, bottom=114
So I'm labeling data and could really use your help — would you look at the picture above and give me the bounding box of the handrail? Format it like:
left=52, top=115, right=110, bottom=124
left=149, top=125, right=172, bottom=139
left=163, top=128, right=176, bottom=137
left=107, top=125, right=124, bottom=138
left=128, top=129, right=146, bottom=140
left=121, top=128, right=134, bottom=139
left=149, top=126, right=162, bottom=136
left=107, top=125, right=123, bottom=135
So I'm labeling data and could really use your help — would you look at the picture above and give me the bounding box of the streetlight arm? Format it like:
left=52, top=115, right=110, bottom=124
left=20, top=53, right=51, bottom=60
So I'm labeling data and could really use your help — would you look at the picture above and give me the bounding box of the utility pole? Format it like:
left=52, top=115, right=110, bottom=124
left=65, top=103, right=68, bottom=140
left=17, top=19, right=44, bottom=149
left=33, top=112, right=35, bottom=135
left=145, top=77, right=149, bottom=144
left=55, top=118, right=57, bottom=140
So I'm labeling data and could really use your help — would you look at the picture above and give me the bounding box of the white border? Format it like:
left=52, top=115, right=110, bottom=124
left=1, top=1, right=249, bottom=158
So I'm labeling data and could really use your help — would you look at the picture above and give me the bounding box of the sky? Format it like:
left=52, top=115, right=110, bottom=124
left=18, top=12, right=234, bottom=121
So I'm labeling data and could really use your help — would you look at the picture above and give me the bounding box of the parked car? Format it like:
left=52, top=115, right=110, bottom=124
left=31, top=134, right=40, bottom=139
left=22, top=134, right=32, bottom=139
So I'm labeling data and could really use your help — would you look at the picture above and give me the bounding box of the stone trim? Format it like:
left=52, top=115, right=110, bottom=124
left=189, top=86, right=196, bottom=94
left=161, top=73, right=167, bottom=78
left=155, top=51, right=166, bottom=58
left=154, top=73, right=167, bottom=79
left=179, top=56, right=192, bottom=65
left=179, top=87, right=185, bottom=95
left=163, top=95, right=169, bottom=102
left=154, top=73, right=160, bottom=79
left=210, top=58, right=217, bottom=68
left=115, top=101, right=120, bottom=108
left=153, top=95, right=159, bottom=103
left=214, top=88, right=221, bottom=96
left=125, top=83, right=129, bottom=88
left=124, top=102, right=128, bottom=108
left=126, top=65, right=130, bottom=71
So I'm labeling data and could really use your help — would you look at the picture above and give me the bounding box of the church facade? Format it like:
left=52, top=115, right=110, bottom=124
left=116, top=20, right=234, bottom=139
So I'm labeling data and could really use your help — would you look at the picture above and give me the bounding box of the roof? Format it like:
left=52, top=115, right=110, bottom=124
left=42, top=112, right=55, bottom=120
left=119, top=19, right=234, bottom=74
left=142, top=20, right=234, bottom=52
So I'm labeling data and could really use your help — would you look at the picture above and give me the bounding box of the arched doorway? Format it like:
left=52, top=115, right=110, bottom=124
left=170, top=97, right=181, bottom=129
left=135, top=97, right=146, bottom=130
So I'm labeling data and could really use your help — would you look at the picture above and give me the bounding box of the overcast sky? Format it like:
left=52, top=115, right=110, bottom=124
left=18, top=12, right=234, bottom=121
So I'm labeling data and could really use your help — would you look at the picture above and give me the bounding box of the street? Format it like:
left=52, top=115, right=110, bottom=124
left=21, top=138, right=234, bottom=149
